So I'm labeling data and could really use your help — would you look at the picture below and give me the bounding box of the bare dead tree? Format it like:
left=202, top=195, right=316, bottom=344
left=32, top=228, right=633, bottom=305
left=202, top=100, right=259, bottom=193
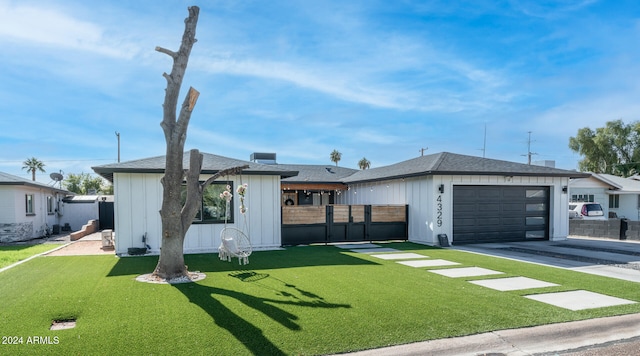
left=152, top=6, right=246, bottom=280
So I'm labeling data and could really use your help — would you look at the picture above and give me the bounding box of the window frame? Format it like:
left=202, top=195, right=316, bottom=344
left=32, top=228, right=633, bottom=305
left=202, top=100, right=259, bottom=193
left=47, top=196, right=55, bottom=215
left=25, top=194, right=35, bottom=215
left=609, top=194, right=620, bottom=209
left=182, top=182, right=234, bottom=224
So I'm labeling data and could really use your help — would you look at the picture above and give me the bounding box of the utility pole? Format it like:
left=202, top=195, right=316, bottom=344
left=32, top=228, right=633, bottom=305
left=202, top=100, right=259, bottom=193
left=419, top=147, right=428, bottom=156
left=523, top=131, right=537, bottom=165
left=115, top=131, right=120, bottom=163
left=478, top=123, right=487, bottom=158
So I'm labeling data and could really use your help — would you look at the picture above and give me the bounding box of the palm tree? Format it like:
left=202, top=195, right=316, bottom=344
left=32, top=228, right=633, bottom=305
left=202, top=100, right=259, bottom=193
left=22, top=157, right=46, bottom=181
left=358, top=157, right=371, bottom=170
left=330, top=150, right=342, bottom=166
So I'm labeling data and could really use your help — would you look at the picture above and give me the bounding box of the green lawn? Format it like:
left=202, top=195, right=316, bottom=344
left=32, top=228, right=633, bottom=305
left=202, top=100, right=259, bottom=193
left=1, top=242, right=639, bottom=355
left=0, top=244, right=62, bottom=269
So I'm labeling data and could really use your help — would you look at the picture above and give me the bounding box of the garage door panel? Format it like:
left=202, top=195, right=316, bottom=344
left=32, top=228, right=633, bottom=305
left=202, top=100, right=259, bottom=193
left=453, top=204, right=477, bottom=213
left=453, top=185, right=549, bottom=244
left=501, top=203, right=524, bottom=212
left=501, top=189, right=524, bottom=199
left=477, top=218, right=500, bottom=226
left=454, top=218, right=477, bottom=226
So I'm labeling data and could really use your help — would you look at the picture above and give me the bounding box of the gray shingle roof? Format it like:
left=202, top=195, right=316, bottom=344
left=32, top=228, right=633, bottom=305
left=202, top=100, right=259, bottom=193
left=92, top=151, right=589, bottom=185
left=0, top=171, right=70, bottom=193
left=341, top=152, right=589, bottom=183
left=279, top=164, right=358, bottom=183
left=92, top=152, right=298, bottom=182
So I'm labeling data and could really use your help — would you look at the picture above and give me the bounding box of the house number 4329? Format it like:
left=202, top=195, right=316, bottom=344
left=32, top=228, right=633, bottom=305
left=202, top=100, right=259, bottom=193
left=436, top=195, right=443, bottom=227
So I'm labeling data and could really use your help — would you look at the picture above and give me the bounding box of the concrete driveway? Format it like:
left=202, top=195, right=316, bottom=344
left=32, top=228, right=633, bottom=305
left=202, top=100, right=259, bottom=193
left=453, top=236, right=640, bottom=283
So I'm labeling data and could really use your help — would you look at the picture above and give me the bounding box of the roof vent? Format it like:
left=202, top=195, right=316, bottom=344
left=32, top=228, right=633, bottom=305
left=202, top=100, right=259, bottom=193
left=250, top=152, right=277, bottom=165
left=325, top=167, right=334, bottom=174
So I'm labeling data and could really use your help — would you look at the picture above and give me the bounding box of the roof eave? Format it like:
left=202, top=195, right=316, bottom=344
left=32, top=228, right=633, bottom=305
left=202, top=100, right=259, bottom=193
left=343, top=170, right=589, bottom=184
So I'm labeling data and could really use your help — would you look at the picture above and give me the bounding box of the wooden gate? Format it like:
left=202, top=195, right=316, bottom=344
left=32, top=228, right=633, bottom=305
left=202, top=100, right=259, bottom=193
left=281, top=205, right=408, bottom=246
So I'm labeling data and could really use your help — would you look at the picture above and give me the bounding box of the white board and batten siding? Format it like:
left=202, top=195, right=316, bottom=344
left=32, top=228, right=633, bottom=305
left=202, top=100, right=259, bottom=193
left=113, top=172, right=282, bottom=256
left=337, top=174, right=570, bottom=246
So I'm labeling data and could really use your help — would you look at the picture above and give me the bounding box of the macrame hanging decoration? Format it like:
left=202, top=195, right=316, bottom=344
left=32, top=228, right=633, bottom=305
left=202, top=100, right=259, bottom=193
left=218, top=177, right=252, bottom=265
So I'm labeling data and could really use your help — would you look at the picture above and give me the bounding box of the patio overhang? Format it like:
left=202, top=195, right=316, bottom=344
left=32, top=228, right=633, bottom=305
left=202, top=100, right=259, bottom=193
left=281, top=182, right=349, bottom=191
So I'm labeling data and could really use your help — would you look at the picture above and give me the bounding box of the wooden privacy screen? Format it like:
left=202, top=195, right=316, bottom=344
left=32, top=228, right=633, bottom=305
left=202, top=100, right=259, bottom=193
left=371, top=205, right=406, bottom=223
left=282, top=206, right=326, bottom=225
left=282, top=205, right=405, bottom=225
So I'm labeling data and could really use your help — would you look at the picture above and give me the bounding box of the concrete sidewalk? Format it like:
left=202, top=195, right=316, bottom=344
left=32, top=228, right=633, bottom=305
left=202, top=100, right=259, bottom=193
left=340, top=313, right=640, bottom=356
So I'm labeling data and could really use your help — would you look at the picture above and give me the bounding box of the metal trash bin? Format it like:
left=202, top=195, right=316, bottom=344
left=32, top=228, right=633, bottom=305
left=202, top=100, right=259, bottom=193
left=620, top=219, right=629, bottom=240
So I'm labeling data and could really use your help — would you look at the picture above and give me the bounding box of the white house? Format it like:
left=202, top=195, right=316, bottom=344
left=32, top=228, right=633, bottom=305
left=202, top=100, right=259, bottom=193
left=94, top=151, right=588, bottom=253
left=337, top=153, right=588, bottom=246
left=93, top=152, right=297, bottom=256
left=0, top=172, right=71, bottom=242
left=569, top=173, right=640, bottom=220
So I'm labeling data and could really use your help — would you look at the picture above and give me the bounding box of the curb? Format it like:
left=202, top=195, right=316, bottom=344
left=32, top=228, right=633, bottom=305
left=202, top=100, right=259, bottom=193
left=339, top=313, right=640, bottom=356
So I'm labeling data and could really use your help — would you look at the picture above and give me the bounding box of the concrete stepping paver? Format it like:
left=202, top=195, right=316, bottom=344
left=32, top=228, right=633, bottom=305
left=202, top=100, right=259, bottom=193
left=351, top=248, right=402, bottom=254
left=470, top=277, right=559, bottom=291
left=369, top=252, right=426, bottom=260
left=334, top=243, right=381, bottom=249
left=428, top=267, right=504, bottom=278
left=398, top=259, right=460, bottom=268
left=525, top=290, right=636, bottom=311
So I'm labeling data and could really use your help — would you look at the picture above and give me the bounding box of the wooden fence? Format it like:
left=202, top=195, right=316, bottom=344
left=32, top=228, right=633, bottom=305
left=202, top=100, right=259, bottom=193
left=281, top=205, right=408, bottom=245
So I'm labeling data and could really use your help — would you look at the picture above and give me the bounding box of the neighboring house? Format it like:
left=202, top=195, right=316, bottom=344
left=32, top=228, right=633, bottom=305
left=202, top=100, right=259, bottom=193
left=92, top=152, right=297, bottom=256
left=569, top=173, right=640, bottom=220
left=62, top=195, right=114, bottom=232
left=0, top=172, right=71, bottom=242
left=94, top=151, right=588, bottom=254
left=337, top=152, right=588, bottom=245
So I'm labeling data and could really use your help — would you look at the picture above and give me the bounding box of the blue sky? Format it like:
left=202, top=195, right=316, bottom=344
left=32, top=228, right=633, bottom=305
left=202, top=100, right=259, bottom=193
left=1, top=0, right=640, bottom=183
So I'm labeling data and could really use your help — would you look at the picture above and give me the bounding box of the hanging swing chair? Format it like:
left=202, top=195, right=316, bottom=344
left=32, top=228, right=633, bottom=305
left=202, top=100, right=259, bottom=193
left=218, top=179, right=252, bottom=265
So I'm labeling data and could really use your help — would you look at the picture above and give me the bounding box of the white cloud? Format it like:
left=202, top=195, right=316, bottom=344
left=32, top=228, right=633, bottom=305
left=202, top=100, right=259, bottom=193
left=0, top=1, right=137, bottom=59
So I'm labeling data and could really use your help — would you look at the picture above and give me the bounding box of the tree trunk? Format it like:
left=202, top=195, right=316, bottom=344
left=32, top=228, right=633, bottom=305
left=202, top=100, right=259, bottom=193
left=152, top=7, right=200, bottom=281
left=150, top=6, right=248, bottom=281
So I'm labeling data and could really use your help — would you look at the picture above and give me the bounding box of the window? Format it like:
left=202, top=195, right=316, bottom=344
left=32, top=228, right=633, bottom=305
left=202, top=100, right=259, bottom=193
left=526, top=217, right=545, bottom=226
left=25, top=194, right=34, bottom=215
left=526, top=203, right=546, bottom=212
left=526, top=189, right=546, bottom=198
left=182, top=182, right=233, bottom=223
left=47, top=196, right=54, bottom=214
left=571, top=194, right=594, bottom=203
left=609, top=195, right=619, bottom=209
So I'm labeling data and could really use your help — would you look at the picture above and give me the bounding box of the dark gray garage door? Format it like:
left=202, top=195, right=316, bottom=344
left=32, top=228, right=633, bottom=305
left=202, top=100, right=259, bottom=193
left=453, top=185, right=549, bottom=244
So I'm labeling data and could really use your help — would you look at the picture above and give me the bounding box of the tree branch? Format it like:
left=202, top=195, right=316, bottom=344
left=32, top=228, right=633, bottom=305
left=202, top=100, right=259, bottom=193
left=155, top=46, right=178, bottom=59
left=201, top=165, right=250, bottom=188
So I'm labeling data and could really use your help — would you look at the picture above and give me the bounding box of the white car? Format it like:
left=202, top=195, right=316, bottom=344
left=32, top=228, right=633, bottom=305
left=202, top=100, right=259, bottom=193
left=569, top=202, right=606, bottom=220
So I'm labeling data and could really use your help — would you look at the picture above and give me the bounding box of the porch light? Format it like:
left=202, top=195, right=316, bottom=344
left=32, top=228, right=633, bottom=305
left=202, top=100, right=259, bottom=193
left=438, top=184, right=445, bottom=194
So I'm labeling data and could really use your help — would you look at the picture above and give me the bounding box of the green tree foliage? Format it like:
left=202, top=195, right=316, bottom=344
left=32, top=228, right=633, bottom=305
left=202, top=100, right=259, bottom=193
left=358, top=157, right=371, bottom=170
left=330, top=149, right=342, bottom=166
left=63, top=173, right=112, bottom=194
left=569, top=119, right=640, bottom=177
left=22, top=157, right=45, bottom=181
